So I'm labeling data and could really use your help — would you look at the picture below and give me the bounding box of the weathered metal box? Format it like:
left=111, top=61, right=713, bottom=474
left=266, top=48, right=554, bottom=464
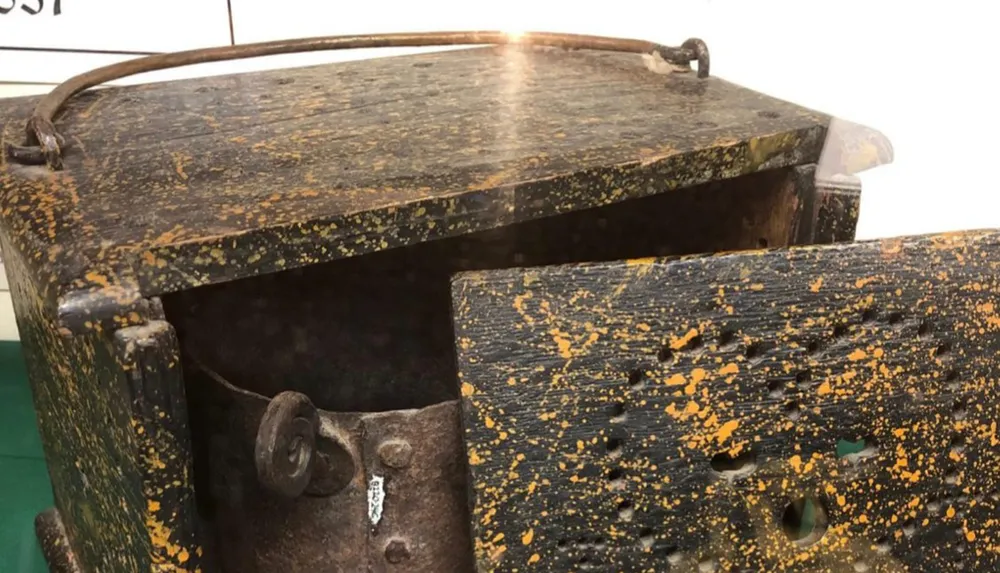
left=11, top=33, right=993, bottom=573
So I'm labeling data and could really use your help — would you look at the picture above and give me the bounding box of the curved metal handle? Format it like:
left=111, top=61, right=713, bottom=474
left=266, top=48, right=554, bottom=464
left=255, top=390, right=320, bottom=498
left=5, top=32, right=710, bottom=171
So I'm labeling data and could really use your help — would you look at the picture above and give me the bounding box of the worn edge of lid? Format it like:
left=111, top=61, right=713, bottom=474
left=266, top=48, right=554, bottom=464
left=0, top=55, right=891, bottom=336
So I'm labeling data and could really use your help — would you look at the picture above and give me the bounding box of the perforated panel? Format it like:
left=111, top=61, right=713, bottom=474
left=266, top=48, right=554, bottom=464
left=453, top=230, right=1000, bottom=573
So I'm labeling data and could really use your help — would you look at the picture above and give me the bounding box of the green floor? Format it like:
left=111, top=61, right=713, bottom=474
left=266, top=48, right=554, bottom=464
left=0, top=342, right=51, bottom=573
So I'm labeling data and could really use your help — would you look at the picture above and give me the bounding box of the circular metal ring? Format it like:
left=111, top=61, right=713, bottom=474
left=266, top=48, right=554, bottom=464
left=254, top=390, right=320, bottom=497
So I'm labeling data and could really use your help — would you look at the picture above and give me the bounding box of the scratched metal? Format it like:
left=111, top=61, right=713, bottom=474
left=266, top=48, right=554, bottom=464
left=0, top=44, right=855, bottom=334
left=186, top=364, right=472, bottom=572
left=454, top=229, right=1000, bottom=572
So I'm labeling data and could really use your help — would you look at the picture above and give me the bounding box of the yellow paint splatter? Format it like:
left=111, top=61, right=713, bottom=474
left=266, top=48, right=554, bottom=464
left=550, top=329, right=573, bottom=359
left=627, top=257, right=656, bottom=266
left=809, top=277, right=823, bottom=292
left=469, top=448, right=484, bottom=465
left=716, top=420, right=739, bottom=444
left=666, top=373, right=686, bottom=386
left=522, top=528, right=534, bottom=545
left=670, top=328, right=700, bottom=350
left=848, top=349, right=867, bottom=361
left=855, top=277, right=876, bottom=288
left=718, top=363, right=739, bottom=376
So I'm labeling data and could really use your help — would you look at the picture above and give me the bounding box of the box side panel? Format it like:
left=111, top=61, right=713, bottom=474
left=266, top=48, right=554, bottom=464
left=0, top=229, right=202, bottom=572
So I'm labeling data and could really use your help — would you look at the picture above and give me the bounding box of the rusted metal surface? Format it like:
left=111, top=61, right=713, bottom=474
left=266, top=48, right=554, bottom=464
left=5, top=32, right=709, bottom=170
left=188, top=363, right=473, bottom=572
left=454, top=229, right=1000, bottom=572
left=254, top=391, right=322, bottom=498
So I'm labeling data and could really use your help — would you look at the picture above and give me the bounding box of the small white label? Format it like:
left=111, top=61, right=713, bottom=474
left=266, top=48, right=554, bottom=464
left=367, top=475, right=386, bottom=527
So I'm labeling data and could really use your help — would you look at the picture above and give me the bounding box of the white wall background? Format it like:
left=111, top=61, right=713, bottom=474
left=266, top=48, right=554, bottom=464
left=1, top=0, right=997, bottom=339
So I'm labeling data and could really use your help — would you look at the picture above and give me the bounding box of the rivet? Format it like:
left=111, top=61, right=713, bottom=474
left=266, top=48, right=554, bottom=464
left=378, top=439, right=413, bottom=469
left=384, top=538, right=411, bottom=564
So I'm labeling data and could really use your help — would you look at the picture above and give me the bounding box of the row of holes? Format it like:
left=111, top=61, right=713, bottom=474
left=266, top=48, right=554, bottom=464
left=592, top=310, right=970, bottom=567
left=658, top=311, right=950, bottom=365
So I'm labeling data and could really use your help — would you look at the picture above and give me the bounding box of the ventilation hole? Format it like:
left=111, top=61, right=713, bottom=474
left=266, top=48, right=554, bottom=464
left=888, top=312, right=904, bottom=325
left=698, top=558, right=718, bottom=572
left=953, top=401, right=968, bottom=421
left=874, top=536, right=891, bottom=554
left=686, top=335, right=704, bottom=351
left=609, top=403, right=627, bottom=423
left=853, top=560, right=870, bottom=573
left=746, top=341, right=772, bottom=362
left=767, top=379, right=786, bottom=399
left=628, top=369, right=647, bottom=390
left=833, top=324, right=849, bottom=338
left=413, top=61, right=434, bottom=68
left=784, top=401, right=802, bottom=421
left=718, top=330, right=737, bottom=350
left=663, top=546, right=684, bottom=565
left=946, top=369, right=960, bottom=391
left=806, top=340, right=821, bottom=354
left=618, top=499, right=635, bottom=521
left=781, top=497, right=828, bottom=546
left=607, top=468, right=624, bottom=481
left=935, top=342, right=953, bottom=357
left=950, top=435, right=966, bottom=455
left=902, top=519, right=916, bottom=537
left=945, top=469, right=959, bottom=485
left=657, top=346, right=674, bottom=363
left=757, top=110, right=781, bottom=119
left=606, top=437, right=625, bottom=458
left=757, top=237, right=769, bottom=248
left=861, top=307, right=878, bottom=322
left=593, top=537, right=606, bottom=550
left=795, top=370, right=812, bottom=388
left=556, top=539, right=568, bottom=551
left=638, top=529, right=655, bottom=550
left=918, top=320, right=932, bottom=337
left=710, top=449, right=757, bottom=479
left=837, top=438, right=877, bottom=463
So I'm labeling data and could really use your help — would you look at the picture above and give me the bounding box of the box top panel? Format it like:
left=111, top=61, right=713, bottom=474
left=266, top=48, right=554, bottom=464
left=0, top=45, right=856, bottom=330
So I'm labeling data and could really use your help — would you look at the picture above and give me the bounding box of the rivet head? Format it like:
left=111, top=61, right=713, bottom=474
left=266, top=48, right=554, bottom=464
left=384, top=538, right=411, bottom=564
left=377, top=439, right=413, bottom=469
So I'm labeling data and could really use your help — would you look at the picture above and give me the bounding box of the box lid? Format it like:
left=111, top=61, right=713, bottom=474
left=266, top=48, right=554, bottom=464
left=0, top=44, right=888, bottom=331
